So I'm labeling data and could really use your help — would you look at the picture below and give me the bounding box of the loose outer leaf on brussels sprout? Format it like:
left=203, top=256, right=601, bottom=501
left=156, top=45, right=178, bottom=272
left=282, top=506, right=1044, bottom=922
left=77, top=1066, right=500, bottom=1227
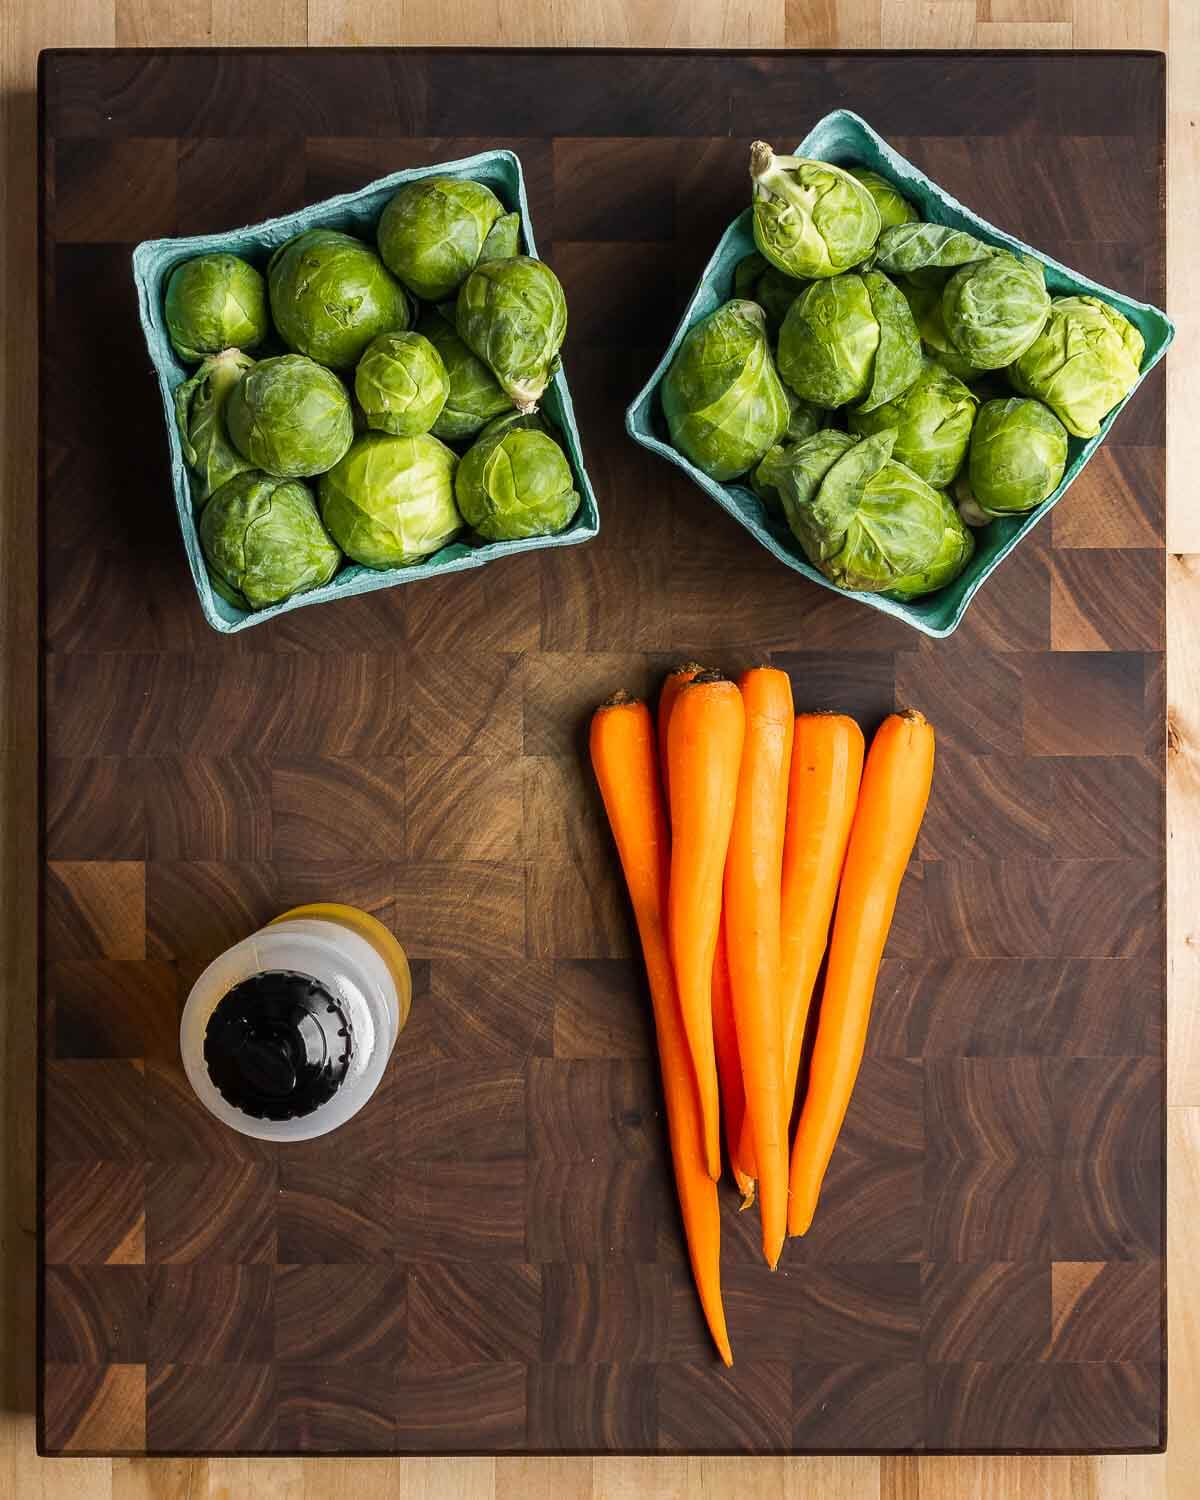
left=164, top=253, right=269, bottom=363
left=173, top=348, right=257, bottom=505
left=226, top=354, right=355, bottom=479
left=355, top=331, right=449, bottom=437
left=872, top=222, right=997, bottom=277
left=478, top=212, right=521, bottom=265
left=319, top=430, right=463, bottom=569
left=847, top=168, right=918, bottom=231
left=849, top=357, right=978, bottom=487
left=1008, top=294, right=1143, bottom=438
left=377, top=176, right=505, bottom=303
left=456, top=255, right=568, bottom=410
left=269, top=229, right=410, bottom=371
left=199, top=471, right=341, bottom=610
left=807, top=427, right=897, bottom=555
left=941, top=251, right=1050, bottom=370
left=750, top=142, right=882, bottom=280
left=661, top=299, right=790, bottom=482
left=764, top=428, right=860, bottom=556
left=455, top=426, right=580, bottom=541
left=857, top=270, right=923, bottom=413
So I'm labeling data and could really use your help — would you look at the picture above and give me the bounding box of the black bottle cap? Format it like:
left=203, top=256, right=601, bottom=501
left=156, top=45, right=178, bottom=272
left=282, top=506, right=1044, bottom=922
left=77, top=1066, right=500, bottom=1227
left=203, top=969, right=353, bottom=1121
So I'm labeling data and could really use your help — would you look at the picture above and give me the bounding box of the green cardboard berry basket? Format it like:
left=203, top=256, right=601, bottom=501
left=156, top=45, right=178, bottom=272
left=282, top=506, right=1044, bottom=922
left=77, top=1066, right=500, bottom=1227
left=625, top=109, right=1173, bottom=638
left=133, top=149, right=599, bottom=635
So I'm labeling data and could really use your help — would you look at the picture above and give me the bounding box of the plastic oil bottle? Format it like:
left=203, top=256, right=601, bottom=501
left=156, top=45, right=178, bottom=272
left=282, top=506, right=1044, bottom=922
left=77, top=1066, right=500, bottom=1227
left=179, top=904, right=411, bottom=1142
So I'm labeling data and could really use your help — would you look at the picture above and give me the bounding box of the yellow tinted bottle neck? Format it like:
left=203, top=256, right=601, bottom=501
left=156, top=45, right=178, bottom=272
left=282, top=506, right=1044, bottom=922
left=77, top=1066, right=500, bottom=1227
left=270, top=904, right=411, bottom=1028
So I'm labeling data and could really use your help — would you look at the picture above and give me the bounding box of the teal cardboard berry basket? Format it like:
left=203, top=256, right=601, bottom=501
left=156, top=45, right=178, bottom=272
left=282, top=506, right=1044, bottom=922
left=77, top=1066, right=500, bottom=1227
left=134, top=149, right=599, bottom=635
left=625, top=109, right=1173, bottom=639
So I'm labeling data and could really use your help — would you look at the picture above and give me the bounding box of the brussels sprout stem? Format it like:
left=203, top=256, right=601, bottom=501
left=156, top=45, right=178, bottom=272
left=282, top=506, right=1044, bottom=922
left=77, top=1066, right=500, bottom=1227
left=956, top=493, right=993, bottom=528
left=749, top=142, right=814, bottom=213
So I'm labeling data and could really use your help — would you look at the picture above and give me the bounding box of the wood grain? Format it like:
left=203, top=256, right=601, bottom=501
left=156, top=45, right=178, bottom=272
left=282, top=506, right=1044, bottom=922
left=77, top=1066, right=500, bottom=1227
left=0, top=8, right=1190, bottom=1500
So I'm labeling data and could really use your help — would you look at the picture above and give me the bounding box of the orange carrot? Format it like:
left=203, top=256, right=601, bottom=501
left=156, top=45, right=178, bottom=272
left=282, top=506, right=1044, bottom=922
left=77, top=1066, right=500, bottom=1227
left=788, top=709, right=935, bottom=1237
left=660, top=666, right=754, bottom=1200
left=590, top=693, right=733, bottom=1365
left=658, top=662, right=707, bottom=807
left=724, top=667, right=794, bottom=1269
left=711, top=916, right=756, bottom=1206
left=667, top=674, right=746, bottom=1182
left=778, top=714, right=865, bottom=1134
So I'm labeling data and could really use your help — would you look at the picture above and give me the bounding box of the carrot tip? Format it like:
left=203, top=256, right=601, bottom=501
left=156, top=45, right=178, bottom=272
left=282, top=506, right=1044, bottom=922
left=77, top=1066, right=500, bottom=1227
left=598, top=689, right=638, bottom=709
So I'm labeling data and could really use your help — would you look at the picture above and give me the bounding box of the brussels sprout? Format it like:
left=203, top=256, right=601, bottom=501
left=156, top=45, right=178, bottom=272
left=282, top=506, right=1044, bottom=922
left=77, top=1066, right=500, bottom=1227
left=754, top=429, right=858, bottom=530
left=164, top=253, right=268, bottom=363
left=884, top=488, right=975, bottom=600
left=872, top=222, right=996, bottom=278
left=847, top=168, right=918, bottom=231
left=269, top=229, right=409, bottom=370
left=173, top=349, right=256, bottom=505
left=731, top=253, right=806, bottom=336
left=848, top=358, right=978, bottom=487
left=456, top=427, right=579, bottom=541
left=456, top=255, right=568, bottom=411
left=354, top=331, right=448, bottom=437
left=479, top=212, right=521, bottom=264
left=377, top=177, right=504, bottom=302
left=780, top=427, right=946, bottom=592
left=785, top=390, right=825, bottom=444
left=955, top=396, right=1069, bottom=523
left=941, top=252, right=1050, bottom=370
left=226, top=354, right=354, bottom=478
left=898, top=279, right=987, bottom=384
left=198, top=471, right=341, bottom=610
left=750, top=143, right=881, bottom=280
left=319, top=431, right=462, bottom=568
left=734, top=252, right=771, bottom=298
left=777, top=270, right=921, bottom=412
left=661, top=299, right=790, bottom=481
left=1008, top=294, right=1144, bottom=438
left=417, top=311, right=514, bottom=442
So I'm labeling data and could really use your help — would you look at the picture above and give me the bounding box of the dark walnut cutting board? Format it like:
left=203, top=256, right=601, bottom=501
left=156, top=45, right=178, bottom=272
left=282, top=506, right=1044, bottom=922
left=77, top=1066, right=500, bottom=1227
left=37, top=48, right=1166, bottom=1457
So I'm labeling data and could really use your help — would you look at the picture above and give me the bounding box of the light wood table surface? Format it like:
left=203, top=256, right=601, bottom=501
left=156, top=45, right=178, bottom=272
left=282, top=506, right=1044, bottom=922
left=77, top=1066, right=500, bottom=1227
left=3, top=2, right=1196, bottom=1496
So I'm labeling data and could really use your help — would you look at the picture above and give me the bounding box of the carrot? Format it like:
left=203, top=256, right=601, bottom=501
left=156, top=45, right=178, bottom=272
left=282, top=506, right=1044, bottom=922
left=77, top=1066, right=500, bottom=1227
left=666, top=673, right=746, bottom=1182
left=711, top=916, right=756, bottom=1206
left=660, top=666, right=754, bottom=1200
left=724, top=667, right=794, bottom=1269
left=788, top=709, right=935, bottom=1237
left=590, top=693, right=733, bottom=1366
left=777, top=714, right=865, bottom=1139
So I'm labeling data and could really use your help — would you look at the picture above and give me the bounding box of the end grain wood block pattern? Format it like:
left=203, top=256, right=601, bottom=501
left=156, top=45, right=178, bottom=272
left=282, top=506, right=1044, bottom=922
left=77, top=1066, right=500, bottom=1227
left=38, top=49, right=1165, bottom=1457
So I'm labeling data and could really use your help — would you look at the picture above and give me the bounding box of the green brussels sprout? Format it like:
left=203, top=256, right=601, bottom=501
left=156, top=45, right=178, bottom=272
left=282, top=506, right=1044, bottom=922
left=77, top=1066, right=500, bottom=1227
left=1008, top=294, right=1144, bottom=438
left=884, top=488, right=975, bottom=600
left=376, top=177, right=505, bottom=302
left=173, top=349, right=256, bottom=505
left=784, top=390, right=825, bottom=444
left=847, top=168, right=918, bottom=231
left=898, top=278, right=987, bottom=384
left=198, top=471, right=341, bottom=610
left=455, top=255, right=568, bottom=410
left=731, top=253, right=806, bottom=337
left=750, top=143, right=881, bottom=280
left=754, top=429, right=858, bottom=527
left=354, top=331, right=449, bottom=437
left=417, top=311, right=514, bottom=442
left=955, top=396, right=1069, bottom=523
left=226, top=354, right=354, bottom=478
left=661, top=299, right=790, bottom=482
left=872, top=222, right=996, bottom=279
left=479, top=409, right=552, bottom=438
left=848, top=357, right=978, bottom=487
left=318, top=431, right=462, bottom=568
left=941, top=252, right=1050, bottom=370
left=456, top=427, right=579, bottom=541
left=479, top=212, right=521, bottom=264
left=163, top=253, right=268, bottom=363
left=268, top=229, right=409, bottom=370
left=780, top=427, right=946, bottom=593
left=777, top=270, right=921, bottom=412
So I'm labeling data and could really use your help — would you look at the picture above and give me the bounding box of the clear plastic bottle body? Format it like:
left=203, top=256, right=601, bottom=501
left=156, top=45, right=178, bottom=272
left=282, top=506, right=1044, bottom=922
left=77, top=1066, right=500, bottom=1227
left=179, top=905, right=411, bottom=1142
